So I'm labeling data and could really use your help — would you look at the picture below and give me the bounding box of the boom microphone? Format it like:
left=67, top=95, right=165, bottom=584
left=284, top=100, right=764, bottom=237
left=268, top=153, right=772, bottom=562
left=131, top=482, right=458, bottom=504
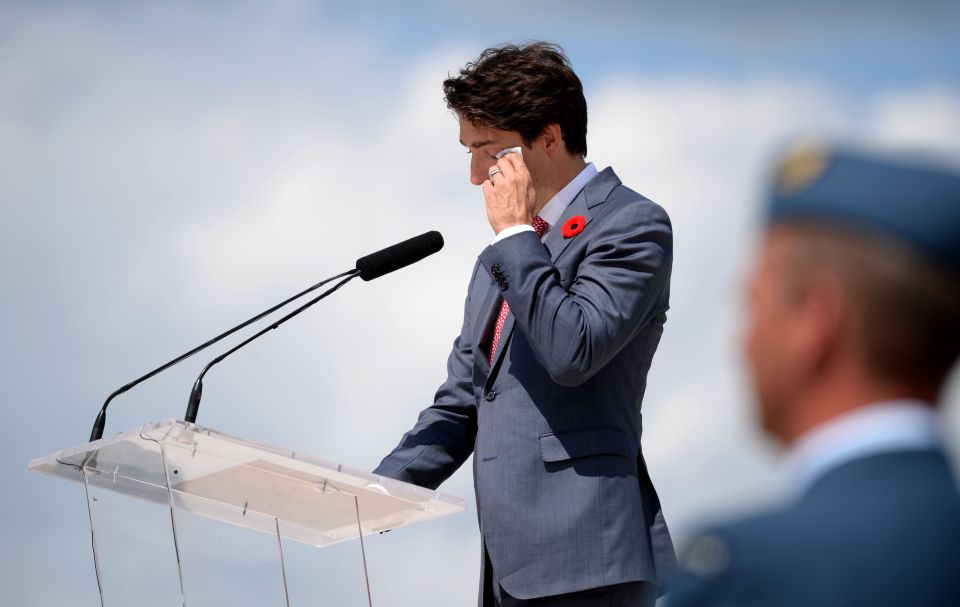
left=355, top=231, right=444, bottom=281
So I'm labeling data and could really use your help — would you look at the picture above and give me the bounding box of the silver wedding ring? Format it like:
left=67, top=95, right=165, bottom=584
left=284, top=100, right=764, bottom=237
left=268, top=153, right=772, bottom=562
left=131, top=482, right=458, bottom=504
left=488, top=167, right=503, bottom=181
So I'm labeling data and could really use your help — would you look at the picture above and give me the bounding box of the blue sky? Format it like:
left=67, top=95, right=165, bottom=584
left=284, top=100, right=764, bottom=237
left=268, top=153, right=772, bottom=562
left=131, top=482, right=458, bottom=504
left=2, top=1, right=959, bottom=605
left=308, top=0, right=960, bottom=92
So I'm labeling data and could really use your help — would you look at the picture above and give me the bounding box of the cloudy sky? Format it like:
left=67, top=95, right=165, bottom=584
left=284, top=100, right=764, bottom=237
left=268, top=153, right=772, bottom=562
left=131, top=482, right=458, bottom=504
left=3, top=1, right=960, bottom=605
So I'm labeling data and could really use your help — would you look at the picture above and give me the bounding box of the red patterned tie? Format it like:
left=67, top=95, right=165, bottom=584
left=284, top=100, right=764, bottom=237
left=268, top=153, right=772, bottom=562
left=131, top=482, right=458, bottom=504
left=489, top=216, right=550, bottom=364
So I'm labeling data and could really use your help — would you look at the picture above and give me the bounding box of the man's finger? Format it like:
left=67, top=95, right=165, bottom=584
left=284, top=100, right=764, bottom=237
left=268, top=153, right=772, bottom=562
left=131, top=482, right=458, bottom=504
left=497, top=151, right=520, bottom=172
left=490, top=159, right=513, bottom=182
left=500, top=153, right=532, bottom=184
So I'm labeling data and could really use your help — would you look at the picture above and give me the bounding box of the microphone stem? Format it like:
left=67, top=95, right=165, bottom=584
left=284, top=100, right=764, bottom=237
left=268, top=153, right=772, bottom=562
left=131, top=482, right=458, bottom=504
left=183, top=269, right=361, bottom=425
left=89, top=269, right=357, bottom=442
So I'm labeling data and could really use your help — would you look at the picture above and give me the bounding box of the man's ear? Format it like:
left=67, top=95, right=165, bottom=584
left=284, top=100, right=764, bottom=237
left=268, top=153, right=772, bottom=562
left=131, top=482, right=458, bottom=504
left=795, top=270, right=846, bottom=377
left=540, top=123, right=564, bottom=157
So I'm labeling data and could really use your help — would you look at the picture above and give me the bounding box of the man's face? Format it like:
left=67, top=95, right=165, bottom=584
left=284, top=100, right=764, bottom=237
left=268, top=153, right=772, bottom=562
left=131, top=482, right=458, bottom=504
left=745, top=229, right=806, bottom=441
left=459, top=118, right=538, bottom=187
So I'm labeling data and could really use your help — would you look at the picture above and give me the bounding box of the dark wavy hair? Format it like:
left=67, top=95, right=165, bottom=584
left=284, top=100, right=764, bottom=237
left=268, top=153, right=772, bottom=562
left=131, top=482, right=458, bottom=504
left=443, top=42, right=588, bottom=157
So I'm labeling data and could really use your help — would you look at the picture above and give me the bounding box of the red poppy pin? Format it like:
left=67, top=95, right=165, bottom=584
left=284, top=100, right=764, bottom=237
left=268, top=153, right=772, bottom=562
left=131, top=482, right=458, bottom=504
left=561, top=215, right=587, bottom=239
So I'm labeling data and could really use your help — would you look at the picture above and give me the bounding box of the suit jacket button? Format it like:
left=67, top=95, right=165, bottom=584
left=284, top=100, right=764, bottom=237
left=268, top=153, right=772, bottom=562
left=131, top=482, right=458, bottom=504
left=484, top=391, right=497, bottom=402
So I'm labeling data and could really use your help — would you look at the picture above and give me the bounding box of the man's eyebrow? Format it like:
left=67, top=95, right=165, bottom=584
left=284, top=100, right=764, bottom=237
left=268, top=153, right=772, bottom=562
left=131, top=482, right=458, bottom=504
left=459, top=139, right=496, bottom=148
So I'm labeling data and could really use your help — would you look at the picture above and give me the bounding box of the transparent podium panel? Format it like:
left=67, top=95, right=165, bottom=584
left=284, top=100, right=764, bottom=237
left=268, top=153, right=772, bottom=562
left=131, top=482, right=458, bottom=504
left=30, top=419, right=467, bottom=605
left=81, top=467, right=185, bottom=606
left=171, top=506, right=305, bottom=606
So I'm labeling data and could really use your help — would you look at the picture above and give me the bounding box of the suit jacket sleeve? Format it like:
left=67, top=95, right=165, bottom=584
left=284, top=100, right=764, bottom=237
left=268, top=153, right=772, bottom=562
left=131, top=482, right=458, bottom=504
left=372, top=263, right=480, bottom=490
left=479, top=200, right=672, bottom=387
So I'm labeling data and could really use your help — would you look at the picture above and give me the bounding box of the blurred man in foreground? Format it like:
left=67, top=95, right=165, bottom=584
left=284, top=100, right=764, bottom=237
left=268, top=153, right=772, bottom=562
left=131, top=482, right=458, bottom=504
left=670, top=145, right=960, bottom=606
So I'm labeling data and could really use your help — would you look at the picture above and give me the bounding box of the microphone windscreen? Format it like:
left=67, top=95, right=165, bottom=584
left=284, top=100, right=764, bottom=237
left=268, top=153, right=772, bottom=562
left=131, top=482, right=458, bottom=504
left=356, top=231, right=444, bottom=281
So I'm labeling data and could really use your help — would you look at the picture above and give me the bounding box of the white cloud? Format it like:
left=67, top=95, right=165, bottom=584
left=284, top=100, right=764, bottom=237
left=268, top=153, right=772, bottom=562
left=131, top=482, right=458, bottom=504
left=869, top=88, right=960, bottom=154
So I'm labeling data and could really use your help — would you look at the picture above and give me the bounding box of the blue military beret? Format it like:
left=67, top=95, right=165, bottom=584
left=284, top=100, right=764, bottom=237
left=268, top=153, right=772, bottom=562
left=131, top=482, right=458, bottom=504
left=768, top=144, right=960, bottom=276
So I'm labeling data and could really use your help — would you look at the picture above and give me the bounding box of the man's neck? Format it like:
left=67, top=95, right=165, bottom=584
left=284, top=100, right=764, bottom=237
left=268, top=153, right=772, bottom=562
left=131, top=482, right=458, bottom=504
left=779, top=377, right=939, bottom=446
left=534, top=156, right=587, bottom=215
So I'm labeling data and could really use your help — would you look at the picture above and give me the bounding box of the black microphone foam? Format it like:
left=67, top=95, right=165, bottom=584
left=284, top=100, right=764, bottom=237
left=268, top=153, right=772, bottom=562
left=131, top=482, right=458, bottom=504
left=356, top=231, right=444, bottom=281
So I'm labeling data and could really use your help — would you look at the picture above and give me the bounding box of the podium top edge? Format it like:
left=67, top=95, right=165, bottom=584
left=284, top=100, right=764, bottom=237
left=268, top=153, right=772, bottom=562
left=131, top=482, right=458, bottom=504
left=28, top=418, right=469, bottom=510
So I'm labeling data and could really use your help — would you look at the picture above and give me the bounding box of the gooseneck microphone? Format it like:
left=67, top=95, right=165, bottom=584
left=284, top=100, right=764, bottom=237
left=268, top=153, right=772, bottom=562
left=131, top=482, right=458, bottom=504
left=90, top=231, right=443, bottom=442
left=183, top=230, right=444, bottom=425
left=83, top=232, right=443, bottom=443
left=84, top=230, right=444, bottom=442
left=87, top=269, right=357, bottom=442
left=183, top=270, right=358, bottom=423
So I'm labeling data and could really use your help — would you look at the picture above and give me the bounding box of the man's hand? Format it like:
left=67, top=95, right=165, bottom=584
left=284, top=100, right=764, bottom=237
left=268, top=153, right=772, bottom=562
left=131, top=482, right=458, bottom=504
left=482, top=152, right=537, bottom=235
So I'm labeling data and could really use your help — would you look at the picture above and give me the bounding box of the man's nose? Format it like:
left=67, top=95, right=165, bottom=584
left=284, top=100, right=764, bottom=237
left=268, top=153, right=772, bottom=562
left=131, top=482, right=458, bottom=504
left=470, top=155, right=493, bottom=186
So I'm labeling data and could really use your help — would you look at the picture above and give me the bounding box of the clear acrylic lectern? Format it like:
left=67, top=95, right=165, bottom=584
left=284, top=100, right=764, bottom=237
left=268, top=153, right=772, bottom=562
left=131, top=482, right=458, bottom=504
left=29, top=419, right=467, bottom=606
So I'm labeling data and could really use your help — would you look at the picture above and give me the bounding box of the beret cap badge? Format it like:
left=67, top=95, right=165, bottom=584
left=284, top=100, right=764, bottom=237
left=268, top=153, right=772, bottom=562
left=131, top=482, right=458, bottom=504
left=775, top=144, right=830, bottom=196
left=768, top=142, right=960, bottom=277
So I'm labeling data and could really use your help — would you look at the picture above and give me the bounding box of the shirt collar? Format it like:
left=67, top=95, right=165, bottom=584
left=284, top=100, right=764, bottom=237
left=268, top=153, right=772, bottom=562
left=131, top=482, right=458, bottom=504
left=537, top=163, right=598, bottom=230
left=780, top=399, right=942, bottom=494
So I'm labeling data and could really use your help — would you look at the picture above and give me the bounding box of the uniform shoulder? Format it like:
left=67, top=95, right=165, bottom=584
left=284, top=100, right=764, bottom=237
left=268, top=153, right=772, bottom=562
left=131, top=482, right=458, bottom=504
left=666, top=506, right=816, bottom=607
left=686, top=507, right=798, bottom=568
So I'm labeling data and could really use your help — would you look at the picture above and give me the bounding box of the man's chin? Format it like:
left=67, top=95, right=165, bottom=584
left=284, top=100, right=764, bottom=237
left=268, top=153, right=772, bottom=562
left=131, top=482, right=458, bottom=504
left=755, top=397, right=791, bottom=444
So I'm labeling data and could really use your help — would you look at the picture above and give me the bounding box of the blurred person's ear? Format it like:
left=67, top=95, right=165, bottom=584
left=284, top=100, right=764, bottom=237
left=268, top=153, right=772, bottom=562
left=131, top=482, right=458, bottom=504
left=788, top=261, right=848, bottom=382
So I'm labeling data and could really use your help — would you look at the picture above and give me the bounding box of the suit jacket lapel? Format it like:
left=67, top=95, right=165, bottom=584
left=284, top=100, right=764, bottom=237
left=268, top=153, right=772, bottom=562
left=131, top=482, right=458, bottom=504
left=472, top=271, right=502, bottom=367
left=544, top=166, right=620, bottom=263
left=543, top=192, right=590, bottom=263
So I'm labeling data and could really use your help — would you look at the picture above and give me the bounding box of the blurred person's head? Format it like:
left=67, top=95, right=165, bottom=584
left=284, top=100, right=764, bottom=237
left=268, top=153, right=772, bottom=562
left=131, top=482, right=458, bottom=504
left=745, top=145, right=960, bottom=444
left=443, top=42, right=588, bottom=202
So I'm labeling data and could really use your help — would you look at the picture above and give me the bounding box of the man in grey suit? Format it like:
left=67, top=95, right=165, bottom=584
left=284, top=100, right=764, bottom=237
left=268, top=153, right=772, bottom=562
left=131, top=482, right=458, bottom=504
left=669, top=145, right=960, bottom=606
left=375, top=43, right=675, bottom=606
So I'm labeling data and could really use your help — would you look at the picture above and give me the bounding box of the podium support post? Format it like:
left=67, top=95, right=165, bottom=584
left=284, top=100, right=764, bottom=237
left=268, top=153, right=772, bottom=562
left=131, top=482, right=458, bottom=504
left=81, top=466, right=106, bottom=607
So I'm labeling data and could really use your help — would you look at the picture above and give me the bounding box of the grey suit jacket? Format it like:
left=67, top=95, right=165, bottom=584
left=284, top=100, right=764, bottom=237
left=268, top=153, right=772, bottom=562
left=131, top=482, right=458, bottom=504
left=375, top=167, right=676, bottom=599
